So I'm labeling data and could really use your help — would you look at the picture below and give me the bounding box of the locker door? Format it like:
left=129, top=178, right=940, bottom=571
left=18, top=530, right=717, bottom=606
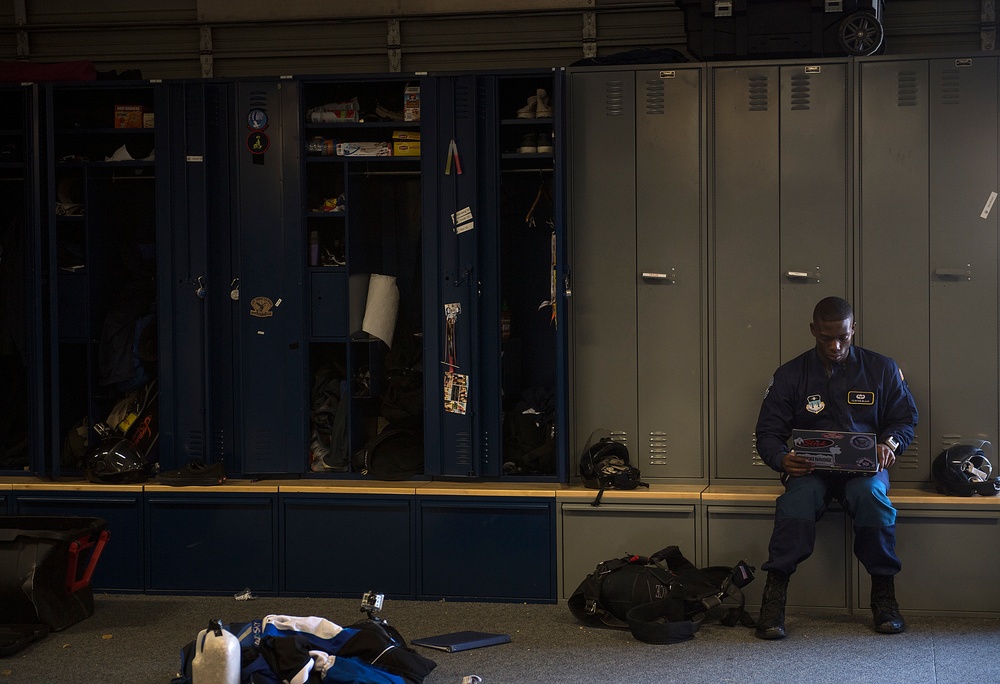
left=161, top=81, right=239, bottom=470
left=568, top=70, right=637, bottom=460
left=234, top=81, right=305, bottom=474
left=712, top=65, right=780, bottom=480
left=423, top=75, right=482, bottom=477
left=928, top=57, right=998, bottom=456
left=778, top=63, right=849, bottom=358
left=857, top=60, right=930, bottom=480
left=635, top=67, right=705, bottom=479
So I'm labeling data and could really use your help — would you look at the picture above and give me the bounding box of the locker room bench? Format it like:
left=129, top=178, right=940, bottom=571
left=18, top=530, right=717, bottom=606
left=5, top=477, right=999, bottom=614
left=701, top=483, right=1000, bottom=616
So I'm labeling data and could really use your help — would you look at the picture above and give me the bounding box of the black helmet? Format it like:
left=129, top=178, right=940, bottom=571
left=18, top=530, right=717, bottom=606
left=932, top=443, right=1000, bottom=497
left=84, top=432, right=152, bottom=485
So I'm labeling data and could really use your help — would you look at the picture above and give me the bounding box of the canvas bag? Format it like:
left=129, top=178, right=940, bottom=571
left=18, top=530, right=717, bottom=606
left=568, top=545, right=756, bottom=644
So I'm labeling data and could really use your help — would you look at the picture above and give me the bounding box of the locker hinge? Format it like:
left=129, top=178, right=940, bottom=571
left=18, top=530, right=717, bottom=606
left=387, top=19, right=402, bottom=73
left=982, top=0, right=997, bottom=52
left=200, top=25, right=215, bottom=79
left=582, top=11, right=597, bottom=59
left=13, top=0, right=28, bottom=58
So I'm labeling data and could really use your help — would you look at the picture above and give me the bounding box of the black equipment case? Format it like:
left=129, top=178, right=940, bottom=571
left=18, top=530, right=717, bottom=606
left=675, top=0, right=886, bottom=60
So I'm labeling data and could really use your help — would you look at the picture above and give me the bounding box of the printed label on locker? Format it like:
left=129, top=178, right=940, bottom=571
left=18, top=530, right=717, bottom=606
left=981, top=191, right=997, bottom=219
left=452, top=206, right=474, bottom=234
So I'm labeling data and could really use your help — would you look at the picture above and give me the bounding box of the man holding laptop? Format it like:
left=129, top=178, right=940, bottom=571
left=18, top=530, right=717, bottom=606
left=753, top=296, right=918, bottom=640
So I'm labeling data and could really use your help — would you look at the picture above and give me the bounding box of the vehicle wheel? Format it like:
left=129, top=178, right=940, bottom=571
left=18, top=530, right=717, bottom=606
left=838, top=12, right=884, bottom=56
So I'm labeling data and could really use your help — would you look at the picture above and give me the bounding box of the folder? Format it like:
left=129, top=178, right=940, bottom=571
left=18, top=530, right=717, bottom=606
left=411, top=630, right=511, bottom=652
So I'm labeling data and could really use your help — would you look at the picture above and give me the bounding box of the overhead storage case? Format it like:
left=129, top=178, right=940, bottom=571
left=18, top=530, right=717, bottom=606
left=674, top=0, right=885, bottom=60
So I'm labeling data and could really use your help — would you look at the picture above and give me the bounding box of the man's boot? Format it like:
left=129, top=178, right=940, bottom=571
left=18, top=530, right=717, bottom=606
left=755, top=571, right=789, bottom=640
left=871, top=574, right=905, bottom=634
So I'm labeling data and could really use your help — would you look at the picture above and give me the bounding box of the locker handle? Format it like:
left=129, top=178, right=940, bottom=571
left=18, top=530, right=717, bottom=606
left=641, top=269, right=675, bottom=283
left=785, top=270, right=813, bottom=279
left=933, top=267, right=971, bottom=280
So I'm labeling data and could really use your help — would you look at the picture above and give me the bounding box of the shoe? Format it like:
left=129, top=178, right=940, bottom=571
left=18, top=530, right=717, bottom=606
left=156, top=460, right=226, bottom=486
left=871, top=575, right=905, bottom=634
left=517, top=133, right=538, bottom=154
left=755, top=570, right=789, bottom=640
left=517, top=95, right=537, bottom=119
left=535, top=88, right=553, bottom=118
left=536, top=131, right=553, bottom=154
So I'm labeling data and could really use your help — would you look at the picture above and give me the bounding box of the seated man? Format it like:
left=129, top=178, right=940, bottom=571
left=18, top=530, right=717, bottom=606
left=754, top=296, right=918, bottom=639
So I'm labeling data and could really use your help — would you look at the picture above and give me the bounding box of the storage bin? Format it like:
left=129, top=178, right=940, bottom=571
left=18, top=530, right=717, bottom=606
left=0, top=516, right=109, bottom=631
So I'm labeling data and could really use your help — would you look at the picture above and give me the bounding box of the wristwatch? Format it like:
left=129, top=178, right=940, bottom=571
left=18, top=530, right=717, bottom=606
left=883, top=435, right=899, bottom=454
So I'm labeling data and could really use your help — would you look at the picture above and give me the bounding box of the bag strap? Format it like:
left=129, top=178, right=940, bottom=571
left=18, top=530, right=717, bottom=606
left=638, top=547, right=757, bottom=634
left=625, top=598, right=703, bottom=644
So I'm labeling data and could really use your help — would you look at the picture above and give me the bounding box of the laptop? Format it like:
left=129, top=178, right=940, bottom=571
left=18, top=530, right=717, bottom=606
left=790, top=429, right=880, bottom=473
left=411, top=630, right=511, bottom=652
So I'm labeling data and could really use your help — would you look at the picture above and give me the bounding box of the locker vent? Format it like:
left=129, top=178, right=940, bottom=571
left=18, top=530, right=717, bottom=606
left=896, top=71, right=919, bottom=107
left=454, top=83, right=473, bottom=121
left=750, top=433, right=767, bottom=466
left=747, top=74, right=769, bottom=112
left=605, top=80, right=626, bottom=116
left=897, top=437, right=920, bottom=470
left=249, top=428, right=274, bottom=462
left=455, top=430, right=473, bottom=466
left=648, top=431, right=668, bottom=465
left=186, top=87, right=206, bottom=156
left=248, top=90, right=269, bottom=110
left=185, top=429, right=205, bottom=460
left=788, top=73, right=811, bottom=111
left=644, top=79, right=665, bottom=115
left=938, top=68, right=961, bottom=106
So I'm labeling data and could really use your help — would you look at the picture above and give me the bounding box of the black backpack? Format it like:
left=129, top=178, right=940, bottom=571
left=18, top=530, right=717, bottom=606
left=568, top=546, right=756, bottom=644
left=579, top=431, right=648, bottom=506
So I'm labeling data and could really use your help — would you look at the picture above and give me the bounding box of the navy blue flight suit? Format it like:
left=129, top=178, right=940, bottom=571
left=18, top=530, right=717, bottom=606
left=755, top=345, right=918, bottom=578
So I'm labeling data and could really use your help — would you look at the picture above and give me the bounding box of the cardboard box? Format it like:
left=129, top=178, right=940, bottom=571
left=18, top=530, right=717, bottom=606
left=393, top=142, right=420, bottom=156
left=336, top=141, right=392, bottom=157
left=114, top=105, right=143, bottom=129
left=403, top=85, right=420, bottom=122
left=392, top=130, right=421, bottom=141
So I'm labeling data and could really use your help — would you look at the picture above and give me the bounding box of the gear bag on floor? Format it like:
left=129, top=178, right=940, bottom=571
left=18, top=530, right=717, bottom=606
left=568, top=545, right=756, bottom=644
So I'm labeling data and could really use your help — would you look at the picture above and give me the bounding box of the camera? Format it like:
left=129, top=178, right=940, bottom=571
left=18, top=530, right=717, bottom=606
left=361, top=591, right=384, bottom=618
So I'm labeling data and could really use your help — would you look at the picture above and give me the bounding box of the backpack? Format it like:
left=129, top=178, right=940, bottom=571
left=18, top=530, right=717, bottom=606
left=568, top=546, right=757, bottom=644
left=579, top=430, right=648, bottom=506
left=352, top=416, right=424, bottom=480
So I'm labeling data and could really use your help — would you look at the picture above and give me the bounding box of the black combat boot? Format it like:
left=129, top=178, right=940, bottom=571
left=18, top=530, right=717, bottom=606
left=871, top=574, right=905, bottom=634
left=755, top=571, right=789, bottom=640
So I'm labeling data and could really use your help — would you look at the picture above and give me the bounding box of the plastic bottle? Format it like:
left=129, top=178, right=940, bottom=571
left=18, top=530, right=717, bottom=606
left=191, top=618, right=240, bottom=684
left=309, top=231, right=320, bottom=266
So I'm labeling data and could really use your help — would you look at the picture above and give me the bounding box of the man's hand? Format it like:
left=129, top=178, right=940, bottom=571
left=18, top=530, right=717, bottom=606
left=877, top=443, right=895, bottom=470
left=782, top=450, right=815, bottom=477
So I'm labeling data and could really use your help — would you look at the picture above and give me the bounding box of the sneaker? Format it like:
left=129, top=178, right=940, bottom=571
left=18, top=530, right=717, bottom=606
left=536, top=131, right=553, bottom=154
left=535, top=88, right=553, bottom=118
left=517, top=133, right=537, bottom=154
left=517, top=95, right=537, bottom=119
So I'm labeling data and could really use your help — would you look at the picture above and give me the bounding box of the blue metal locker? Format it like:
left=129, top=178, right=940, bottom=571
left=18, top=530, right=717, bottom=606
left=422, top=75, right=483, bottom=477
